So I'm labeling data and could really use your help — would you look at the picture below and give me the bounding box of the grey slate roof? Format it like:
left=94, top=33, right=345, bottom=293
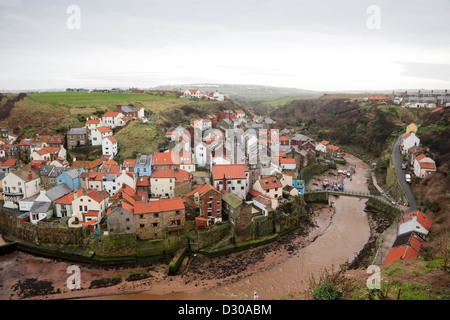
left=45, top=184, right=72, bottom=201
left=63, top=168, right=79, bottom=179
left=68, top=127, right=87, bottom=135
left=30, top=201, right=52, bottom=214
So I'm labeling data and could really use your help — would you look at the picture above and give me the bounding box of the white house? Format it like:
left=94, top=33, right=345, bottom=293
left=102, top=136, right=118, bottom=158
left=29, top=184, right=72, bottom=224
left=413, top=154, right=436, bottom=178
left=30, top=146, right=66, bottom=162
left=315, top=141, right=329, bottom=153
left=235, top=110, right=245, bottom=118
left=398, top=210, right=432, bottom=236
left=212, top=164, right=249, bottom=199
left=116, top=170, right=137, bottom=191
left=150, top=169, right=190, bottom=198
left=194, top=142, right=211, bottom=168
left=102, top=112, right=125, bottom=129
left=252, top=176, right=283, bottom=200
left=183, top=89, right=204, bottom=99
left=210, top=155, right=231, bottom=172
left=280, top=158, right=296, bottom=170
left=401, top=133, right=420, bottom=154
left=2, top=166, right=41, bottom=209
left=70, top=189, right=109, bottom=226
left=91, top=126, right=113, bottom=146
left=213, top=91, right=224, bottom=101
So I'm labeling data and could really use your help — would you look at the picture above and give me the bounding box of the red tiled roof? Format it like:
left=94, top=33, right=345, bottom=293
left=280, top=158, right=296, bottom=164
left=420, top=162, right=436, bottom=170
left=84, top=159, right=103, bottom=169
left=55, top=190, right=80, bottom=205
left=184, top=185, right=202, bottom=198
left=151, top=169, right=190, bottom=181
left=248, top=189, right=263, bottom=197
left=87, top=189, right=108, bottom=203
left=212, top=164, right=248, bottom=180
left=134, top=197, right=184, bottom=214
left=415, top=154, right=426, bottom=161
left=384, top=246, right=419, bottom=263
left=401, top=210, right=432, bottom=231
left=88, top=172, right=104, bottom=181
left=404, top=133, right=411, bottom=139
left=83, top=210, right=99, bottom=217
left=123, top=159, right=136, bottom=168
left=97, top=127, right=112, bottom=133
left=198, top=184, right=220, bottom=196
left=136, top=176, right=150, bottom=187
left=431, top=107, right=443, bottom=113
left=0, top=158, right=19, bottom=167
left=260, top=176, right=282, bottom=190
left=328, top=145, right=339, bottom=151
left=320, top=141, right=329, bottom=145
left=152, top=152, right=192, bottom=165
left=86, top=119, right=100, bottom=124
left=103, top=112, right=121, bottom=118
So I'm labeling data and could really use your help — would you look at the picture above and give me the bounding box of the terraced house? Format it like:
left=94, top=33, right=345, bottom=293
left=67, top=127, right=88, bottom=149
left=2, top=166, right=41, bottom=209
left=150, top=169, right=190, bottom=198
left=212, top=164, right=249, bottom=199
left=134, top=197, right=185, bottom=240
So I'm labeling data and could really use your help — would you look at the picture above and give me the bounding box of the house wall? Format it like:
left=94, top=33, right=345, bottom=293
left=199, top=189, right=222, bottom=223
left=72, top=195, right=104, bottom=222
left=151, top=177, right=175, bottom=198
left=107, top=207, right=136, bottom=235
left=135, top=208, right=185, bottom=240
left=215, top=177, right=248, bottom=199
left=55, top=203, right=73, bottom=218
left=398, top=219, right=428, bottom=236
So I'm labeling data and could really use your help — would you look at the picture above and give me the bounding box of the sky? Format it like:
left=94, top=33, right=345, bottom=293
left=0, top=0, right=449, bottom=92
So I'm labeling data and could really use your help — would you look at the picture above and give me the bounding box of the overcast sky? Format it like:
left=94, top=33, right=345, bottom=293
left=1, top=0, right=449, bottom=91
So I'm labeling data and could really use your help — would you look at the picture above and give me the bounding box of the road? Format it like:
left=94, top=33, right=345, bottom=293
left=392, top=134, right=418, bottom=213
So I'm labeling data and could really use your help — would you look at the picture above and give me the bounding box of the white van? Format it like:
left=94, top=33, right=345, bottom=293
left=405, top=174, right=411, bottom=183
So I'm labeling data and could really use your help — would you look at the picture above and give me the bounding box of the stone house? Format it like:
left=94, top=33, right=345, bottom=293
left=134, top=197, right=185, bottom=240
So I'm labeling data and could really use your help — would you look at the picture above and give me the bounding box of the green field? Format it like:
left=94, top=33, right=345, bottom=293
left=27, top=92, right=178, bottom=105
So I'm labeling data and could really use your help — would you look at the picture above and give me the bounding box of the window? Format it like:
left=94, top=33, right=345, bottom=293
left=152, top=223, right=158, bottom=228
left=139, top=214, right=144, bottom=219
left=79, top=205, right=82, bottom=211
left=140, top=224, right=145, bottom=228
left=84, top=206, right=87, bottom=211
left=176, top=210, right=180, bottom=215
left=153, top=213, right=159, bottom=218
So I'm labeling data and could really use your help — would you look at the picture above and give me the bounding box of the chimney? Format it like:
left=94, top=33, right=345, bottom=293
left=28, top=171, right=33, bottom=180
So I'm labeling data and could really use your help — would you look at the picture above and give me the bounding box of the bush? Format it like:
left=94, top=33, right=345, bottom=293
left=312, top=282, right=343, bottom=300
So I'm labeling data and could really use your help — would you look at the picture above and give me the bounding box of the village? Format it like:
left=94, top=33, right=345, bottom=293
left=0, top=89, right=440, bottom=267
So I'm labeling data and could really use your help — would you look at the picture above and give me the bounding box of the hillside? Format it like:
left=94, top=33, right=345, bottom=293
left=270, top=98, right=431, bottom=158
left=0, top=91, right=246, bottom=159
left=411, top=107, right=450, bottom=238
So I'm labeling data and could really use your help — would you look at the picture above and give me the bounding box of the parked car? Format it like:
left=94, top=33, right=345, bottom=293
left=401, top=163, right=407, bottom=170
left=405, top=174, right=411, bottom=183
